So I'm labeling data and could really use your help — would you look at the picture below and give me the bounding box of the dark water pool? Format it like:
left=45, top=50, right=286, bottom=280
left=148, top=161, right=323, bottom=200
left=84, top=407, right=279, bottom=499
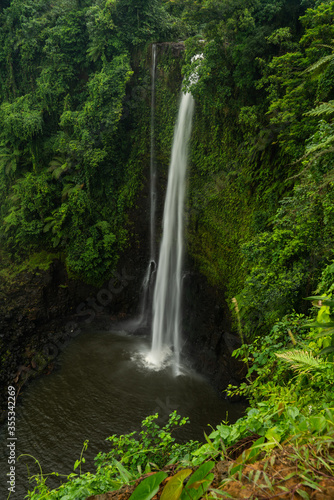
left=0, top=325, right=245, bottom=498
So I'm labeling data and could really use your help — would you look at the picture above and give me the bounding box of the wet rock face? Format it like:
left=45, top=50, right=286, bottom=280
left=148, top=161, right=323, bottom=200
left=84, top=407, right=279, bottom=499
left=182, top=269, right=245, bottom=394
left=0, top=261, right=100, bottom=421
left=156, top=41, right=185, bottom=56
left=0, top=254, right=150, bottom=421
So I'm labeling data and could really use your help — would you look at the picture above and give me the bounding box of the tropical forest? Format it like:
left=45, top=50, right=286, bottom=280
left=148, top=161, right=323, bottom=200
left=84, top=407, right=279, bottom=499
left=0, top=0, right=334, bottom=498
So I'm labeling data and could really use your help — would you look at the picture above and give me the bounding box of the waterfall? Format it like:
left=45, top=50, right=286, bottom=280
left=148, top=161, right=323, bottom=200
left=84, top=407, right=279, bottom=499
left=134, top=44, right=157, bottom=329
left=150, top=43, right=157, bottom=263
left=147, top=87, right=195, bottom=373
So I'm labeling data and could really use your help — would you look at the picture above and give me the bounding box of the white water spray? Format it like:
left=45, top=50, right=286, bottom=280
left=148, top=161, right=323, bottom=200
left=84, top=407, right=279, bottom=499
left=147, top=86, right=195, bottom=373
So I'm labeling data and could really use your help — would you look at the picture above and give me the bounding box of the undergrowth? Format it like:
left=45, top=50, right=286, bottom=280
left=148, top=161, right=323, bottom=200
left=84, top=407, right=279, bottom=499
left=21, top=290, right=334, bottom=500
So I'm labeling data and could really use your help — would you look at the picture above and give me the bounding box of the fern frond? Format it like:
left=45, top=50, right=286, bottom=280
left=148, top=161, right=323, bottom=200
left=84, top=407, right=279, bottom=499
left=315, top=43, right=334, bottom=51
left=305, top=135, right=334, bottom=156
left=306, top=101, right=334, bottom=117
left=287, top=148, right=334, bottom=180
left=275, top=350, right=325, bottom=374
left=302, top=54, right=334, bottom=76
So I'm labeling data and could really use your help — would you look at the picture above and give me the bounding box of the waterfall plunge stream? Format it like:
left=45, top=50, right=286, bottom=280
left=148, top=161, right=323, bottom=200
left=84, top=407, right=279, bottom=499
left=147, top=88, right=195, bottom=373
left=130, top=52, right=201, bottom=372
left=134, top=44, right=157, bottom=329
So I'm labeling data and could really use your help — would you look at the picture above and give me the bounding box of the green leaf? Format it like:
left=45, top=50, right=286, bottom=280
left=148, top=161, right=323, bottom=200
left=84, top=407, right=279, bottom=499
left=208, top=489, right=234, bottom=498
left=309, top=415, right=327, bottom=433
left=144, top=462, right=151, bottom=474
left=248, top=437, right=265, bottom=460
left=234, top=436, right=266, bottom=466
left=187, top=461, right=215, bottom=485
left=314, top=330, right=334, bottom=338
left=52, top=236, right=61, bottom=248
left=43, top=221, right=55, bottom=233
left=114, top=460, right=132, bottom=484
left=262, top=472, right=274, bottom=491
left=160, top=469, right=192, bottom=500
left=305, top=295, right=332, bottom=302
left=296, top=489, right=310, bottom=500
left=181, top=462, right=215, bottom=500
left=254, top=469, right=262, bottom=483
left=284, top=472, right=297, bottom=481
left=277, top=486, right=290, bottom=492
left=304, top=321, right=334, bottom=329
left=319, top=346, right=334, bottom=355
left=129, top=472, right=168, bottom=500
left=265, top=427, right=282, bottom=448
left=301, top=479, right=321, bottom=491
left=203, top=431, right=213, bottom=446
left=230, top=463, right=243, bottom=476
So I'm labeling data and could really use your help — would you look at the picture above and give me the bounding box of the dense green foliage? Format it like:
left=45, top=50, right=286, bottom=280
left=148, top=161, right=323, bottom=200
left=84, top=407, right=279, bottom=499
left=23, top=293, right=334, bottom=498
left=24, top=412, right=199, bottom=498
left=2, top=0, right=334, bottom=497
left=178, top=0, right=334, bottom=340
left=2, top=0, right=334, bottom=317
left=0, top=0, right=183, bottom=283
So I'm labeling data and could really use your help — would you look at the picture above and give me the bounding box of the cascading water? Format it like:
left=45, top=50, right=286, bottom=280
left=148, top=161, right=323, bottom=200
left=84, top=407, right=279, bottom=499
left=150, top=43, right=157, bottom=263
left=147, top=86, right=195, bottom=373
left=133, top=44, right=157, bottom=329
